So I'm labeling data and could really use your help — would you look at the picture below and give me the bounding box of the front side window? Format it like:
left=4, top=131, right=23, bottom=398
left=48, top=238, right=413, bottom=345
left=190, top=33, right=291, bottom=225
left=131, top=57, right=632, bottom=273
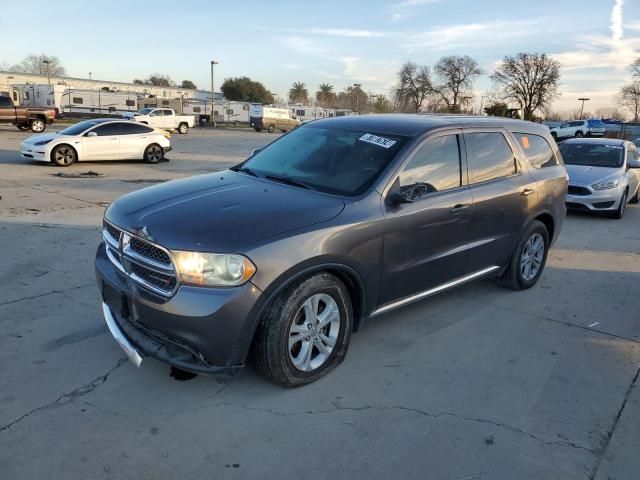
left=92, top=123, right=129, bottom=136
left=465, top=132, right=516, bottom=183
left=150, top=110, right=162, bottom=117
left=139, top=108, right=153, bottom=115
left=559, top=143, right=624, bottom=168
left=513, top=133, right=558, bottom=168
left=399, top=135, right=461, bottom=201
left=238, top=125, right=410, bottom=196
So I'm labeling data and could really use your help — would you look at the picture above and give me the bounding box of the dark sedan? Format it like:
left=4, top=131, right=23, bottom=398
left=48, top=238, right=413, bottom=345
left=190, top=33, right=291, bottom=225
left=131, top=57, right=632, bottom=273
left=95, top=115, right=567, bottom=386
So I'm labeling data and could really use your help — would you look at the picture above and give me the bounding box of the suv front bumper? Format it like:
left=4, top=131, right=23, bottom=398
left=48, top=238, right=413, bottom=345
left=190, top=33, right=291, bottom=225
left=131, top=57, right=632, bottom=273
left=95, top=242, right=264, bottom=375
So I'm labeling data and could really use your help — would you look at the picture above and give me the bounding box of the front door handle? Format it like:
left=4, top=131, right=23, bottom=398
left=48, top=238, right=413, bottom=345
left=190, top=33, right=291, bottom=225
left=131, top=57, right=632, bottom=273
left=521, top=188, right=535, bottom=196
left=450, top=203, right=470, bottom=213
left=110, top=137, right=119, bottom=141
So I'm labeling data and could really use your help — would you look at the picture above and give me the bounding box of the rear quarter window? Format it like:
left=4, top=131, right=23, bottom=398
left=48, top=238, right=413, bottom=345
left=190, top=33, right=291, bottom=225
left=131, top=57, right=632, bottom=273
left=513, top=133, right=558, bottom=169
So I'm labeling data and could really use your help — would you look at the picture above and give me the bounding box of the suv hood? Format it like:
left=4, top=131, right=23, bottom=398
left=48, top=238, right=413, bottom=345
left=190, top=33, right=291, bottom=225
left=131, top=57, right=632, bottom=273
left=105, top=171, right=345, bottom=251
left=565, top=164, right=621, bottom=185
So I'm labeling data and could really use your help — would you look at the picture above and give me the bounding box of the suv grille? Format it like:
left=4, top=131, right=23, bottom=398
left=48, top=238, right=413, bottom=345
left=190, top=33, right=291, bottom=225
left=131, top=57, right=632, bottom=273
left=568, top=185, right=591, bottom=196
left=103, top=220, right=178, bottom=296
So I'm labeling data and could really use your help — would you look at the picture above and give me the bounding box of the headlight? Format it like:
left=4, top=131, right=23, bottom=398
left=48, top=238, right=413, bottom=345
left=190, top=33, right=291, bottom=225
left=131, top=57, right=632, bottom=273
left=34, top=139, right=53, bottom=146
left=172, top=251, right=256, bottom=287
left=592, top=180, right=619, bottom=190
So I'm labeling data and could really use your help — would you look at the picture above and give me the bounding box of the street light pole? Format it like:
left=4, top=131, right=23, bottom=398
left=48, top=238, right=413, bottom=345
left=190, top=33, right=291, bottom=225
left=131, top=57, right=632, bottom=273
left=42, top=60, right=51, bottom=85
left=353, top=83, right=361, bottom=114
left=578, top=98, right=590, bottom=119
left=210, top=60, right=219, bottom=128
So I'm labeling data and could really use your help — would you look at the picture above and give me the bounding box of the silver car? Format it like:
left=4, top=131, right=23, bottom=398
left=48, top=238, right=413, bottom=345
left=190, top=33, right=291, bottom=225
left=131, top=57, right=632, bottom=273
left=561, top=138, right=640, bottom=219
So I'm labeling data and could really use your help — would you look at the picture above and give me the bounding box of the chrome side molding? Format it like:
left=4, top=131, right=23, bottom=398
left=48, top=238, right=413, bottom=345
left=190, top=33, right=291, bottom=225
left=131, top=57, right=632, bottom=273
left=370, top=266, right=500, bottom=317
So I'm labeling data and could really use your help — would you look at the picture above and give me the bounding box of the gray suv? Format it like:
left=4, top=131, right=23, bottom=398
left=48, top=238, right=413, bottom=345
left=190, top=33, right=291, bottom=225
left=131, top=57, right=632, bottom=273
left=95, top=115, right=567, bottom=387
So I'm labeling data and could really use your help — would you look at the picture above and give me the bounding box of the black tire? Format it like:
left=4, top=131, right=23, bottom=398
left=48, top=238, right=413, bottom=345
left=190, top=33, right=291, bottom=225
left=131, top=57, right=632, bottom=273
left=574, top=131, right=583, bottom=138
left=51, top=144, right=77, bottom=167
left=17, top=125, right=29, bottom=131
left=267, top=124, right=276, bottom=133
left=498, top=220, right=550, bottom=290
left=30, top=118, right=46, bottom=133
left=178, top=123, right=188, bottom=134
left=144, top=143, right=164, bottom=164
left=254, top=127, right=262, bottom=132
left=630, top=188, right=639, bottom=204
left=253, top=273, right=353, bottom=387
left=611, top=190, right=628, bottom=219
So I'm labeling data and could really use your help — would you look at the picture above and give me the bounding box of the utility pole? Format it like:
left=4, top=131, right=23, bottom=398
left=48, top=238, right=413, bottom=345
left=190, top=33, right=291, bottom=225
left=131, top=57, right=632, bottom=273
left=353, top=83, right=361, bottom=114
left=578, top=98, right=590, bottom=119
left=42, top=60, right=51, bottom=85
left=210, top=60, right=219, bottom=127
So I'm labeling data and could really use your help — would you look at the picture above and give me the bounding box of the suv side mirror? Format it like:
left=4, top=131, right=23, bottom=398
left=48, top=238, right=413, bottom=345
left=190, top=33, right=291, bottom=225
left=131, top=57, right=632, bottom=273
left=86, top=131, right=98, bottom=137
left=385, top=177, right=412, bottom=206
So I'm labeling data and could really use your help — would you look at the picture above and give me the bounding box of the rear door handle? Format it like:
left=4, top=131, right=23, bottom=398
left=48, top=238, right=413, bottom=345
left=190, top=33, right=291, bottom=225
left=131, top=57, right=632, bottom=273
left=521, top=188, right=535, bottom=196
left=450, top=203, right=470, bottom=213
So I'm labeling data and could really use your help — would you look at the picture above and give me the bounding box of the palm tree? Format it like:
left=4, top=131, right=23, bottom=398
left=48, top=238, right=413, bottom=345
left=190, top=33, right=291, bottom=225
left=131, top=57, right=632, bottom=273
left=289, top=81, right=309, bottom=104
left=316, top=83, right=336, bottom=108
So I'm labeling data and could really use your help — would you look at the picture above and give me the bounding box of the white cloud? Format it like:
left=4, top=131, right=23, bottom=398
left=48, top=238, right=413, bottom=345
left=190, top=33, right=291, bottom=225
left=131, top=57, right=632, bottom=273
left=306, top=28, right=391, bottom=38
left=390, top=0, right=440, bottom=8
left=611, top=0, right=624, bottom=42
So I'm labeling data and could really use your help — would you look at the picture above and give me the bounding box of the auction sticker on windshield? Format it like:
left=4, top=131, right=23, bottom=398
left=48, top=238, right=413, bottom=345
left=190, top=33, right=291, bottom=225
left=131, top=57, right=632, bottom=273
left=359, top=133, right=397, bottom=149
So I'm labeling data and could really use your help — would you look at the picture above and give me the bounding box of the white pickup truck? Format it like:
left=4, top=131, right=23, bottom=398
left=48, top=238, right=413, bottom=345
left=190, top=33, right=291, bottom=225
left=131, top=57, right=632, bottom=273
left=124, top=108, right=195, bottom=134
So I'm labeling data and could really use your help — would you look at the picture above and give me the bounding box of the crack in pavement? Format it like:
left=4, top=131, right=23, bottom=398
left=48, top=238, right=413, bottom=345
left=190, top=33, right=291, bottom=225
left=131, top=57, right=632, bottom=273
left=206, top=402, right=597, bottom=454
left=0, top=282, right=96, bottom=307
left=588, top=366, right=640, bottom=479
left=0, top=358, right=127, bottom=433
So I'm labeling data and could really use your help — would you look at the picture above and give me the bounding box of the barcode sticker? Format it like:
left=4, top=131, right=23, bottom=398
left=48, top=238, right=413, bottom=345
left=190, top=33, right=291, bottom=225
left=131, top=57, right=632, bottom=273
left=359, top=133, right=397, bottom=149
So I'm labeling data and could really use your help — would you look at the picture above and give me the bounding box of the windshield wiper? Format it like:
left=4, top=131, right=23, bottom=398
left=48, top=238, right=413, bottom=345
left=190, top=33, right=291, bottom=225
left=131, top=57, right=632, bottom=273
left=264, top=174, right=317, bottom=191
left=231, top=165, right=262, bottom=178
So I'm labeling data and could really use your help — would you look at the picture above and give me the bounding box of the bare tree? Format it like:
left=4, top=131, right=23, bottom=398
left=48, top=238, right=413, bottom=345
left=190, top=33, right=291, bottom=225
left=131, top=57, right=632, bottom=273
left=393, top=62, right=434, bottom=112
left=433, top=55, right=482, bottom=113
left=491, top=53, right=561, bottom=121
left=10, top=54, right=66, bottom=76
left=594, top=106, right=625, bottom=120
left=619, top=81, right=640, bottom=122
left=632, top=58, right=640, bottom=77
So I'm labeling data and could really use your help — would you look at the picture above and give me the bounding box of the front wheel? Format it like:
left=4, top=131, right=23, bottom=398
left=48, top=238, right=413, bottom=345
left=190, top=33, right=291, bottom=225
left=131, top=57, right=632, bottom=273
left=30, top=118, right=46, bottom=133
left=144, top=143, right=164, bottom=164
left=177, top=123, right=188, bottom=134
left=611, top=190, right=628, bottom=219
left=51, top=144, right=77, bottom=167
left=253, top=273, right=353, bottom=387
left=498, top=220, right=549, bottom=290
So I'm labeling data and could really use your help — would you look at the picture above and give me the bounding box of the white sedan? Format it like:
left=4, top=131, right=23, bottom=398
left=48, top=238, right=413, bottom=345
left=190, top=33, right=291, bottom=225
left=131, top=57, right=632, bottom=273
left=20, top=119, right=172, bottom=167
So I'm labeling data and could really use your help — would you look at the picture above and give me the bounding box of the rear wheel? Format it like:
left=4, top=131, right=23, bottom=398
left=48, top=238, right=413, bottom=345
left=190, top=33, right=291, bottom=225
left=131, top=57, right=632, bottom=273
left=30, top=118, right=46, bottom=133
left=574, top=131, right=584, bottom=138
left=177, top=123, right=188, bottom=134
left=253, top=273, right=353, bottom=387
left=51, top=144, right=77, bottom=167
left=498, top=220, right=549, bottom=290
left=144, top=143, right=164, bottom=164
left=267, top=124, right=276, bottom=133
left=611, top=190, right=628, bottom=219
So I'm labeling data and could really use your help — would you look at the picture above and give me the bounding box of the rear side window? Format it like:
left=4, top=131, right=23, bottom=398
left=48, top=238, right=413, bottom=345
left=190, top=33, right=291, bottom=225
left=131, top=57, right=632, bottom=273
left=399, top=134, right=461, bottom=200
left=465, top=132, right=516, bottom=183
left=163, top=109, right=173, bottom=116
left=513, top=133, right=558, bottom=168
left=117, top=122, right=154, bottom=134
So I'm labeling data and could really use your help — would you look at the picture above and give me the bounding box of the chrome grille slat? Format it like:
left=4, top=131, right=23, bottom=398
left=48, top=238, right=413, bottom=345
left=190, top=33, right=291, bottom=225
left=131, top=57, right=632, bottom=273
left=103, top=220, right=178, bottom=296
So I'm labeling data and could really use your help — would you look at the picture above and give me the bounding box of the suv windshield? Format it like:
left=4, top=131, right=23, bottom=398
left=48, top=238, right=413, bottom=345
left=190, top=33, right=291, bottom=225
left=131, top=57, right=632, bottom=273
left=237, top=125, right=410, bottom=195
left=59, top=120, right=103, bottom=135
left=559, top=143, right=624, bottom=168
left=139, top=108, right=153, bottom=115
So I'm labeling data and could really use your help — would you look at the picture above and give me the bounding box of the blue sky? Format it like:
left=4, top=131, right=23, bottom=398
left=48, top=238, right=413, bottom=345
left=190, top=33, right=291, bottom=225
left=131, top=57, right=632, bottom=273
left=2, top=0, right=639, bottom=113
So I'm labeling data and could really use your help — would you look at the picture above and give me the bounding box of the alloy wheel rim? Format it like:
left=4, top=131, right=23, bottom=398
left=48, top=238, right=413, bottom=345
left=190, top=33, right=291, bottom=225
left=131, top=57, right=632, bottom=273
left=288, top=293, right=341, bottom=372
left=33, top=120, right=44, bottom=131
left=55, top=147, right=74, bottom=165
left=520, top=233, right=544, bottom=281
left=148, top=146, right=162, bottom=162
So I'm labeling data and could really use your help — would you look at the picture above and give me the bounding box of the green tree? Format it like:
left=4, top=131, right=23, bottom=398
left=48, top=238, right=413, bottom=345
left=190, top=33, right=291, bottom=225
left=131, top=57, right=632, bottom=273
left=145, top=73, right=174, bottom=87
left=289, top=81, right=309, bottom=104
left=220, top=76, right=274, bottom=103
left=133, top=79, right=144, bottom=85
left=370, top=95, right=391, bottom=113
left=11, top=54, right=66, bottom=76
left=483, top=102, right=509, bottom=117
left=316, top=83, right=337, bottom=108
left=180, top=80, right=197, bottom=89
